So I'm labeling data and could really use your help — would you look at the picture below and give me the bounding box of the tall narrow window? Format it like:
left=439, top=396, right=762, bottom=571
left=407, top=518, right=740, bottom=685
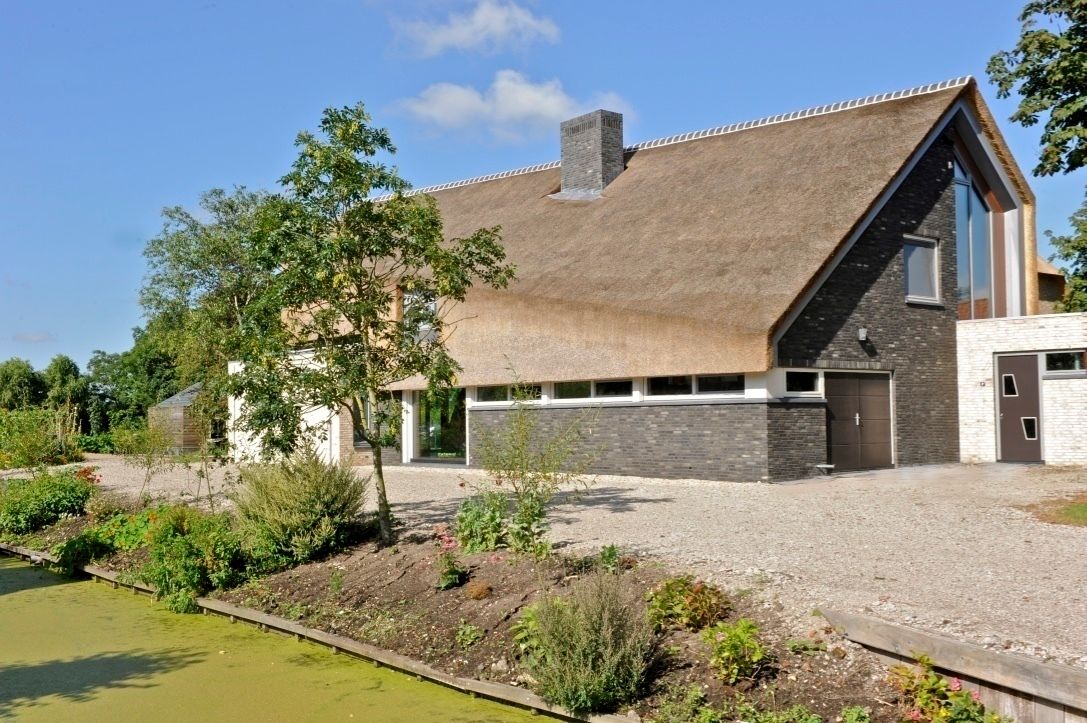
left=903, top=236, right=939, bottom=303
left=953, top=160, right=993, bottom=320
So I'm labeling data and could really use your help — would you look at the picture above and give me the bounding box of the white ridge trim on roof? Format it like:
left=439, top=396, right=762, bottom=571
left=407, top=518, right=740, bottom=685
left=372, top=76, right=972, bottom=202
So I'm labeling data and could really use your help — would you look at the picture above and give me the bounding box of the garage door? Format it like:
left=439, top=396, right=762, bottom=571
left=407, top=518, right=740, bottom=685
left=824, top=372, right=893, bottom=472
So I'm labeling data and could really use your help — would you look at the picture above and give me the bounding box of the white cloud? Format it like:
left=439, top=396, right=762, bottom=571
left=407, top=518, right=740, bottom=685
left=396, top=0, right=559, bottom=57
left=12, top=331, right=54, bottom=344
left=398, top=70, right=633, bottom=141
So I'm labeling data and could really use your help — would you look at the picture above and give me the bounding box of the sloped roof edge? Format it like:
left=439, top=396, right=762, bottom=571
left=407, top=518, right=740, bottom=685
left=373, top=76, right=973, bottom=202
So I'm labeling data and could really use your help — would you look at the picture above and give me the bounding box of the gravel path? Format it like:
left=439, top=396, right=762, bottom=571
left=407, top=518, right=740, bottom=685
left=32, top=455, right=1087, bottom=669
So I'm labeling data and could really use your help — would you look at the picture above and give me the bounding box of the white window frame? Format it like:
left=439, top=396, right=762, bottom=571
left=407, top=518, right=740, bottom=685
left=903, top=233, right=941, bottom=305
left=1043, top=350, right=1087, bottom=378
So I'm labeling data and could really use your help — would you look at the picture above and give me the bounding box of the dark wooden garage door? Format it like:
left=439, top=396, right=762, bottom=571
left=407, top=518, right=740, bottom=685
left=825, top=372, right=893, bottom=472
left=996, top=354, right=1042, bottom=462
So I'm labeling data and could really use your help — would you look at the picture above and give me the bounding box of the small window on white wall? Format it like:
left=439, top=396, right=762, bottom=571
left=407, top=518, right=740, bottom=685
left=904, top=236, right=939, bottom=303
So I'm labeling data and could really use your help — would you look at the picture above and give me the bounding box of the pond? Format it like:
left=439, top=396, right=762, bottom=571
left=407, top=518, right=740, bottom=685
left=0, top=556, right=534, bottom=721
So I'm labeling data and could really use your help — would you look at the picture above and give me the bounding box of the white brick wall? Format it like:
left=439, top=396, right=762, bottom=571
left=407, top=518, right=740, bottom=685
left=957, top=313, right=1087, bottom=464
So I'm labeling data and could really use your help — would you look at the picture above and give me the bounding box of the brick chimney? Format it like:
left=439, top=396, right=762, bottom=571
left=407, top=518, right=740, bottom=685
left=557, top=109, right=624, bottom=198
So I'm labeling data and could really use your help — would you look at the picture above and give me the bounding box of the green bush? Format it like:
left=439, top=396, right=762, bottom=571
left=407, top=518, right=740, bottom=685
left=725, top=698, right=822, bottom=723
left=653, top=684, right=726, bottom=723
left=232, top=450, right=370, bottom=568
left=0, top=469, right=96, bottom=535
left=454, top=491, right=508, bottom=552
left=0, top=408, right=66, bottom=469
left=702, top=619, right=770, bottom=684
left=838, top=707, right=870, bottom=723
left=76, top=433, right=115, bottom=454
left=647, top=575, right=729, bottom=631
left=890, top=656, right=1011, bottom=723
left=54, top=528, right=115, bottom=575
left=140, top=506, right=246, bottom=612
left=526, top=572, right=657, bottom=714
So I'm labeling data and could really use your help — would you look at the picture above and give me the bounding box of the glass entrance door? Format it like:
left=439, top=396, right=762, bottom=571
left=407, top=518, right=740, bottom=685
left=415, top=388, right=466, bottom=461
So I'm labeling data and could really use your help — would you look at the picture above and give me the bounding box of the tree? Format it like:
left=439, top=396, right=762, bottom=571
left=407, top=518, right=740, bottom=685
left=0, top=358, right=46, bottom=410
left=87, top=326, right=179, bottom=428
left=141, top=187, right=270, bottom=406
left=232, top=102, right=515, bottom=544
left=1046, top=199, right=1087, bottom=309
left=988, top=1, right=1087, bottom=176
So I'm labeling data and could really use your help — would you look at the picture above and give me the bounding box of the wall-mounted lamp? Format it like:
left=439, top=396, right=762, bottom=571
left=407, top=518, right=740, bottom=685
left=857, top=327, right=868, bottom=342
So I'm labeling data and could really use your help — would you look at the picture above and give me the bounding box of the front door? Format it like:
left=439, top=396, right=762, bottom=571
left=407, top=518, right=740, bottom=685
left=825, top=372, right=893, bottom=472
left=996, top=355, right=1042, bottom=462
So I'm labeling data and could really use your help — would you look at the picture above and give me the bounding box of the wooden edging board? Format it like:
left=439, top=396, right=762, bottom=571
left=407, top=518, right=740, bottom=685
left=822, top=609, right=1087, bottom=710
left=0, top=542, right=626, bottom=723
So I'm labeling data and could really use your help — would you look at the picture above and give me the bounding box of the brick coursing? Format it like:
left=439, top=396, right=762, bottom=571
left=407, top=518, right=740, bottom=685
left=560, top=110, right=624, bottom=193
left=469, top=403, right=772, bottom=482
left=778, top=135, right=961, bottom=466
left=337, top=406, right=400, bottom=467
left=767, top=403, right=828, bottom=481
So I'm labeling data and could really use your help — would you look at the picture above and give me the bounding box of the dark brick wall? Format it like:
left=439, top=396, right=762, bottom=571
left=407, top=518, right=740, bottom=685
left=560, top=109, right=624, bottom=193
left=469, top=402, right=772, bottom=482
left=777, top=135, right=960, bottom=465
left=767, top=403, right=827, bottom=481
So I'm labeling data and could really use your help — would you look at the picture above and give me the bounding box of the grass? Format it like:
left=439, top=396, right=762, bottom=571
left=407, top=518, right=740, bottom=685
left=1027, top=492, right=1087, bottom=527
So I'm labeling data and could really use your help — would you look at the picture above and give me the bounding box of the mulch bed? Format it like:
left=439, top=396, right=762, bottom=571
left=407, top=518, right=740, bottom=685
left=214, top=532, right=902, bottom=721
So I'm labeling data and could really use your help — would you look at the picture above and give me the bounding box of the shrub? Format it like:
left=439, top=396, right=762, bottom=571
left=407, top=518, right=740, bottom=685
left=526, top=572, right=657, bottom=714
left=647, top=576, right=729, bottom=631
left=232, top=450, right=370, bottom=567
left=890, top=656, right=1011, bottom=723
left=702, top=619, right=770, bottom=684
left=435, top=523, right=468, bottom=590
left=455, top=620, right=484, bottom=650
left=140, top=506, right=246, bottom=612
left=473, top=389, right=596, bottom=558
left=0, top=469, right=96, bottom=534
left=454, top=491, right=508, bottom=552
left=653, top=684, right=726, bottom=723
left=54, top=528, right=114, bottom=575
left=598, top=544, right=621, bottom=574
left=96, top=506, right=161, bottom=550
left=85, top=492, right=140, bottom=524
left=839, top=707, right=871, bottom=723
left=76, top=433, right=115, bottom=454
left=0, top=408, right=66, bottom=469
left=113, top=424, right=175, bottom=499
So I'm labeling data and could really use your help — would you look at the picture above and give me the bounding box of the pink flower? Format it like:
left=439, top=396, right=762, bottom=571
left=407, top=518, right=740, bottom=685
left=971, top=691, right=981, bottom=703
left=949, top=677, right=962, bottom=692
left=906, top=710, right=922, bottom=721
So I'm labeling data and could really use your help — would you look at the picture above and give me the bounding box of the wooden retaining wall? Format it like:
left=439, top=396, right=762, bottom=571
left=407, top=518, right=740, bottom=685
left=823, top=610, right=1087, bottom=722
left=0, top=542, right=623, bottom=723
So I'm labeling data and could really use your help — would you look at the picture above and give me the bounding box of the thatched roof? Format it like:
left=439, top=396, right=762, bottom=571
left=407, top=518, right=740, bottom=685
left=1037, top=256, right=1064, bottom=277
left=387, top=78, right=1030, bottom=390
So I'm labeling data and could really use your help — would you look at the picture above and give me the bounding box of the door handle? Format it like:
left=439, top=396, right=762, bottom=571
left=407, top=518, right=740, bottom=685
left=854, top=413, right=860, bottom=426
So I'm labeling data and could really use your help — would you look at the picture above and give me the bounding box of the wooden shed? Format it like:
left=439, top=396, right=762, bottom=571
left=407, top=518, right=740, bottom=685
left=148, top=383, right=204, bottom=453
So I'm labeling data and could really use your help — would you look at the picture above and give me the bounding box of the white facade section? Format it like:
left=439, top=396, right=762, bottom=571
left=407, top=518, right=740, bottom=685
left=957, top=313, right=1087, bottom=464
left=226, top=358, right=341, bottom=464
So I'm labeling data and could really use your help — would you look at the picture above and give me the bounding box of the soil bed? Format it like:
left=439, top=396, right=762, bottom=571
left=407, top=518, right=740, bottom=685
left=213, top=535, right=900, bottom=721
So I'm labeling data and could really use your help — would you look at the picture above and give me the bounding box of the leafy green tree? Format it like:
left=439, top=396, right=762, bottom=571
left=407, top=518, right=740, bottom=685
left=141, top=187, right=270, bottom=403
left=988, top=1, right=1087, bottom=176
left=1046, top=199, right=1087, bottom=310
left=43, top=354, right=88, bottom=410
left=0, top=358, right=46, bottom=410
left=989, top=1, right=1087, bottom=309
left=87, top=326, right=179, bottom=428
left=232, top=102, right=515, bottom=544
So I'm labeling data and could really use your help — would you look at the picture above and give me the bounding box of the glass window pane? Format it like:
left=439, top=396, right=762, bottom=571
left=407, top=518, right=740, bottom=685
left=554, top=381, right=591, bottom=399
left=594, top=380, right=633, bottom=397
left=955, top=183, right=971, bottom=320
left=1046, top=351, right=1086, bottom=371
left=970, top=185, right=991, bottom=319
left=1002, top=374, right=1018, bottom=397
left=416, top=388, right=466, bottom=458
left=647, top=376, right=692, bottom=395
left=512, top=384, right=542, bottom=400
left=904, top=242, right=937, bottom=300
left=476, top=385, right=509, bottom=402
left=1022, top=417, right=1038, bottom=440
left=697, top=374, right=745, bottom=393
left=785, top=372, right=818, bottom=393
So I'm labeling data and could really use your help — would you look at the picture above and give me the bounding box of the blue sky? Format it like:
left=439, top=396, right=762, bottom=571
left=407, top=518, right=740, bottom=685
left=1, top=0, right=1082, bottom=371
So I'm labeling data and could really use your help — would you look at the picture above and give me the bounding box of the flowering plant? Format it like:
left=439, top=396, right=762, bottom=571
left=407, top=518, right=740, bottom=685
left=434, top=524, right=468, bottom=590
left=890, top=655, right=1011, bottom=722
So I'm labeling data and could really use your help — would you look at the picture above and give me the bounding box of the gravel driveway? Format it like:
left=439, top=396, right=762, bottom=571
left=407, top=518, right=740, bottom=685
left=39, top=455, right=1087, bottom=669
